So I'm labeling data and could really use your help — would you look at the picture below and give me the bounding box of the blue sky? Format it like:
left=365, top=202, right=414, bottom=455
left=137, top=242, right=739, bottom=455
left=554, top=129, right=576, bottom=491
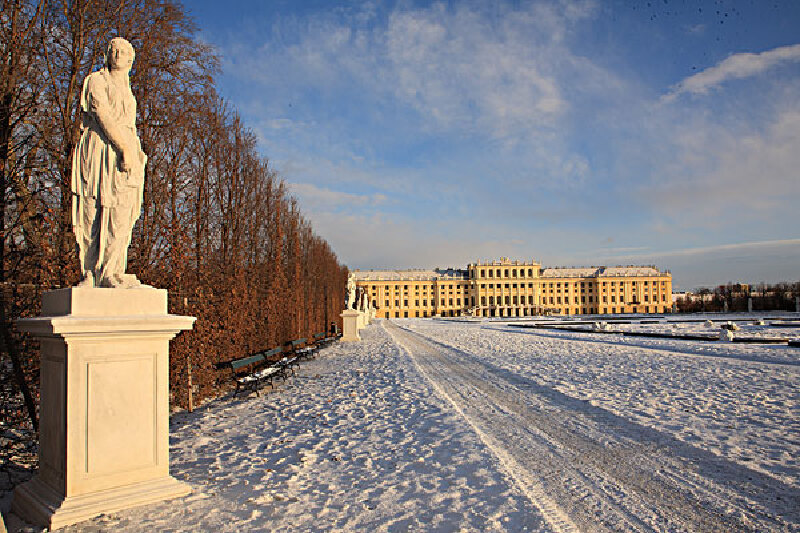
left=187, top=0, right=800, bottom=290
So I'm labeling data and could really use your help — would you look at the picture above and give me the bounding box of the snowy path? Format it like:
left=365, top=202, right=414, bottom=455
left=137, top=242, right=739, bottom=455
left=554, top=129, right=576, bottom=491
left=387, top=321, right=799, bottom=532
left=49, top=323, right=545, bottom=533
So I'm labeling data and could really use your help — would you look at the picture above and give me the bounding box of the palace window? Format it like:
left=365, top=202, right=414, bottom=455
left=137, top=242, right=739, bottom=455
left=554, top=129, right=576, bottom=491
left=481, top=296, right=486, bottom=305
left=505, top=296, right=510, bottom=305
left=489, top=296, right=494, bottom=305
left=512, top=269, right=516, bottom=277
left=404, top=300, right=408, bottom=307
left=504, top=269, right=509, bottom=277
left=385, top=300, right=389, bottom=307
left=528, top=269, right=533, bottom=276
left=415, top=300, right=419, bottom=306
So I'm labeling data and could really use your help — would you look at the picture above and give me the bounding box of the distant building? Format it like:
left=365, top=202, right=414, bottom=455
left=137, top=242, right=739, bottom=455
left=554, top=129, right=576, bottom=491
left=353, top=257, right=673, bottom=318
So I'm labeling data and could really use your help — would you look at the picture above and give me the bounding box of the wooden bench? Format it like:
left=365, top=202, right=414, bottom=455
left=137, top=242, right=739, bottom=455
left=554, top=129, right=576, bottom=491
left=314, top=331, right=338, bottom=349
left=289, top=337, right=317, bottom=361
left=266, top=346, right=298, bottom=378
left=312, top=332, right=328, bottom=348
left=217, top=353, right=280, bottom=397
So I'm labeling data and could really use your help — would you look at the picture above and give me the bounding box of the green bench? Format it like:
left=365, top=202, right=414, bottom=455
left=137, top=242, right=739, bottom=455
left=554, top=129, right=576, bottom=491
left=288, top=337, right=317, bottom=361
left=218, top=345, right=299, bottom=397
left=264, top=346, right=297, bottom=378
left=313, top=331, right=337, bottom=349
left=217, top=353, right=280, bottom=397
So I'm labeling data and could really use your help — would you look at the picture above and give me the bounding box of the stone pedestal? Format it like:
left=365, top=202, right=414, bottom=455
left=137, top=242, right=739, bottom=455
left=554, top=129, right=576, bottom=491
left=12, top=287, right=195, bottom=530
left=340, top=309, right=361, bottom=342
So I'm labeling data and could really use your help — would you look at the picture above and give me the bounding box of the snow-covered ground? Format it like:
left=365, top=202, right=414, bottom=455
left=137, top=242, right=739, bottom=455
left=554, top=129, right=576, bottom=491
left=10, top=318, right=800, bottom=532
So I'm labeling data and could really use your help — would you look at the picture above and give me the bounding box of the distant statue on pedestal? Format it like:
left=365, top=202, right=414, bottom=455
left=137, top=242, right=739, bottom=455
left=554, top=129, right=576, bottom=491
left=72, top=37, right=147, bottom=288
left=345, top=275, right=356, bottom=309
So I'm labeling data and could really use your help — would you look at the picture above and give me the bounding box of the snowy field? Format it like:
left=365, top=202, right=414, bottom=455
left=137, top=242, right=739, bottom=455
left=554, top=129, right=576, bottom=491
left=10, top=318, right=800, bottom=532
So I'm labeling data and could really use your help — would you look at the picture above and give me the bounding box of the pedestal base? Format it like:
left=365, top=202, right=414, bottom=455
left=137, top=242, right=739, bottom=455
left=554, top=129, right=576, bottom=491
left=341, top=309, right=361, bottom=342
left=13, top=287, right=195, bottom=530
left=13, top=475, right=190, bottom=530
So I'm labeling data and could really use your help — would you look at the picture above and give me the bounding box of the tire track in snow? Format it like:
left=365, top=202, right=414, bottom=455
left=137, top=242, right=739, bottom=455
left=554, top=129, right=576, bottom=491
left=385, top=321, right=791, bottom=532
left=385, top=321, right=581, bottom=533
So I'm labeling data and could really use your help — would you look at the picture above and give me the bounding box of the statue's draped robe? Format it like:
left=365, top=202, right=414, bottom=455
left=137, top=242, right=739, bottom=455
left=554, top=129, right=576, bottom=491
left=71, top=68, right=146, bottom=285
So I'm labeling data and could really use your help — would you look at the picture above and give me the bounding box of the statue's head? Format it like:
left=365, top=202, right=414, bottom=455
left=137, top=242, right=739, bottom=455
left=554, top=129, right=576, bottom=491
left=105, top=37, right=135, bottom=72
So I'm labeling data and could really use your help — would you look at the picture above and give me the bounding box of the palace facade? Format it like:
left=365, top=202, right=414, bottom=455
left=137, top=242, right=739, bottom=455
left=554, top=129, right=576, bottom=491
left=352, top=257, right=672, bottom=318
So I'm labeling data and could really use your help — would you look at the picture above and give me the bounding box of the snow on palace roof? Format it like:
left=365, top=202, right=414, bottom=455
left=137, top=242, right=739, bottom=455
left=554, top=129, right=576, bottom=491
left=351, top=269, right=468, bottom=281
left=541, top=266, right=667, bottom=278
left=540, top=267, right=600, bottom=278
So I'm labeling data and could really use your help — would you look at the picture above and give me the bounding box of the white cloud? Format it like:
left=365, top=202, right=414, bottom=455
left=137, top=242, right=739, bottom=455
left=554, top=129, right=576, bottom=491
left=301, top=209, right=559, bottom=270
left=664, top=43, right=800, bottom=101
left=384, top=3, right=568, bottom=137
left=606, top=239, right=800, bottom=261
left=228, top=0, right=613, bottom=146
left=288, top=183, right=387, bottom=211
left=646, top=109, right=800, bottom=224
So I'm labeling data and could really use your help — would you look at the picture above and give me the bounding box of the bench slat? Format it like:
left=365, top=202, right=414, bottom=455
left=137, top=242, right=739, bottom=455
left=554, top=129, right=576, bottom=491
left=230, top=354, right=265, bottom=370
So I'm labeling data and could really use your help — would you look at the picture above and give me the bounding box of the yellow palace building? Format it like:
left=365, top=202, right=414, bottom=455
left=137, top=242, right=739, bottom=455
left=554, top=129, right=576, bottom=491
left=353, top=257, right=672, bottom=318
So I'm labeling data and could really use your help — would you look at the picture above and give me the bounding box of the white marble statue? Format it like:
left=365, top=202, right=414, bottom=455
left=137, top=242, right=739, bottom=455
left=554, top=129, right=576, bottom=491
left=72, top=37, right=147, bottom=289
left=345, top=274, right=356, bottom=309
left=360, top=291, right=368, bottom=312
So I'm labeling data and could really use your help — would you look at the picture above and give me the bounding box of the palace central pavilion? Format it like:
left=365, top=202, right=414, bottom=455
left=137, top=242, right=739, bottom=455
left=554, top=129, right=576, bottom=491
left=353, top=257, right=672, bottom=318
